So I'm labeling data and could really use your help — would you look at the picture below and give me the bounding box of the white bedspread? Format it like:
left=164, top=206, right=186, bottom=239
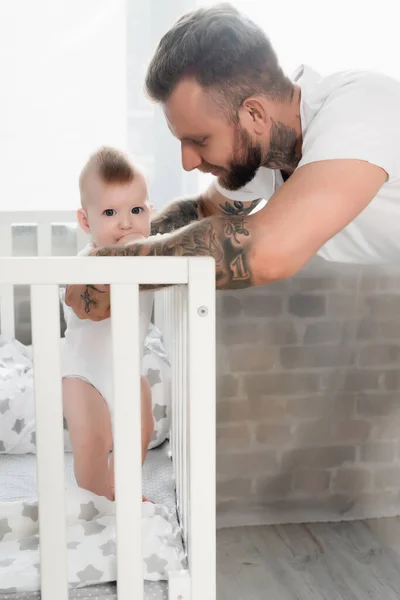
left=0, top=484, right=185, bottom=592
left=0, top=336, right=185, bottom=591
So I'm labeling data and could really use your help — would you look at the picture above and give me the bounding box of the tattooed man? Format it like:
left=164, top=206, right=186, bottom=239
left=66, top=4, right=400, bottom=321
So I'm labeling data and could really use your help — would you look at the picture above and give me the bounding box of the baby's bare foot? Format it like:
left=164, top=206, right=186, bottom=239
left=142, top=495, right=154, bottom=504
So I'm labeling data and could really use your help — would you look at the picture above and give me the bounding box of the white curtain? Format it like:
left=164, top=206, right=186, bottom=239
left=0, top=0, right=127, bottom=210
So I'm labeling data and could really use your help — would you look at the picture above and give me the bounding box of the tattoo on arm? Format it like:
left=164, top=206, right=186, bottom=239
left=96, top=217, right=255, bottom=291
left=150, top=198, right=206, bottom=235
left=80, top=285, right=106, bottom=313
left=219, top=199, right=263, bottom=217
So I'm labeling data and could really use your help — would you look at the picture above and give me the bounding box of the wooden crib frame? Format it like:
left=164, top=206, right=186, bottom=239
left=0, top=211, right=216, bottom=600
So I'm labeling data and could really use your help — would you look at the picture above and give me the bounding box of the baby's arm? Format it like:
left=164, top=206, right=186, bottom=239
left=63, top=377, right=113, bottom=500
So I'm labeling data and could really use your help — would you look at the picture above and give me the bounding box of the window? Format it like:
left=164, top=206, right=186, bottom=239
left=1, top=0, right=127, bottom=210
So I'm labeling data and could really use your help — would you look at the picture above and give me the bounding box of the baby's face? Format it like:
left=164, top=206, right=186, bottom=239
left=80, top=174, right=151, bottom=247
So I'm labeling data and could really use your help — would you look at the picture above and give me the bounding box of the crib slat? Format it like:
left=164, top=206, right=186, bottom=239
left=188, top=258, right=216, bottom=600
left=0, top=224, right=15, bottom=339
left=37, top=223, right=52, bottom=256
left=111, top=283, right=143, bottom=600
left=173, top=288, right=180, bottom=513
left=165, top=288, right=175, bottom=467
left=181, top=287, right=189, bottom=544
left=177, top=286, right=184, bottom=530
left=31, top=285, right=68, bottom=600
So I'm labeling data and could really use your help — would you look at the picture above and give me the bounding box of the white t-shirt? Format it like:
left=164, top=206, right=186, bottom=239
left=215, top=65, right=400, bottom=264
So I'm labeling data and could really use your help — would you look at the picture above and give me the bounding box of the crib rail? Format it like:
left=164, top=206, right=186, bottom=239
left=0, top=257, right=215, bottom=600
left=0, top=211, right=88, bottom=339
left=0, top=211, right=216, bottom=600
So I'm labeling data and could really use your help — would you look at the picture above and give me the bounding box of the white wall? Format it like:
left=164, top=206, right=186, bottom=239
left=197, top=0, right=400, bottom=78
left=0, top=0, right=127, bottom=210
left=2, top=0, right=399, bottom=210
left=126, top=0, right=199, bottom=208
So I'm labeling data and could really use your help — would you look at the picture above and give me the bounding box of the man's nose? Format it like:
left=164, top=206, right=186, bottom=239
left=181, top=144, right=202, bottom=172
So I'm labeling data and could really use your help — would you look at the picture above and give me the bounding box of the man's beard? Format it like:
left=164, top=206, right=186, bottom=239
left=218, top=127, right=263, bottom=191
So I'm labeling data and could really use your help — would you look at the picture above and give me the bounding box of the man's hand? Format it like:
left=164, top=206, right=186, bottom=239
left=65, top=283, right=110, bottom=321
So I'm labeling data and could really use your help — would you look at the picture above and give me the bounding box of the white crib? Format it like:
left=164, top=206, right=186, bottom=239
left=0, top=211, right=216, bottom=600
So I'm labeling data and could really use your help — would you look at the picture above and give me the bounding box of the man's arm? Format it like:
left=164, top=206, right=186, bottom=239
left=150, top=184, right=263, bottom=235
left=99, top=159, right=387, bottom=286
left=99, top=215, right=257, bottom=290
left=66, top=158, right=387, bottom=319
left=65, top=190, right=263, bottom=317
left=150, top=195, right=207, bottom=235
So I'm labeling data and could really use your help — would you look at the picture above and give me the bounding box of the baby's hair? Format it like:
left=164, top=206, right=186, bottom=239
left=79, top=146, right=137, bottom=205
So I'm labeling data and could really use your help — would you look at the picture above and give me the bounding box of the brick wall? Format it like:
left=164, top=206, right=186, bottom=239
left=216, top=258, right=400, bottom=527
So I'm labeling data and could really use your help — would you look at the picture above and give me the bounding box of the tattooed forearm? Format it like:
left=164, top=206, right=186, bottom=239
left=150, top=197, right=206, bottom=235
left=95, top=217, right=255, bottom=291
left=219, top=199, right=263, bottom=217
left=80, top=285, right=106, bottom=313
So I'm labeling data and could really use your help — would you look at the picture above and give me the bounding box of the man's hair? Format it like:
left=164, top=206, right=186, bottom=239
left=145, top=3, right=293, bottom=119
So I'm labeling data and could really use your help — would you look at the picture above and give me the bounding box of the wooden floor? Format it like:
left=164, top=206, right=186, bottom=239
left=217, top=518, right=400, bottom=599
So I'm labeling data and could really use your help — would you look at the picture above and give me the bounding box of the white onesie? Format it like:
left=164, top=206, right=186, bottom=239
left=60, top=243, right=154, bottom=416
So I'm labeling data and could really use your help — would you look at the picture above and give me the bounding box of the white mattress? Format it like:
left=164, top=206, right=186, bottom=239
left=0, top=442, right=182, bottom=600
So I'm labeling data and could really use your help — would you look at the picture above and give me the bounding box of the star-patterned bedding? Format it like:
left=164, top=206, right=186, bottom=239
left=0, top=486, right=184, bottom=591
left=0, top=443, right=186, bottom=595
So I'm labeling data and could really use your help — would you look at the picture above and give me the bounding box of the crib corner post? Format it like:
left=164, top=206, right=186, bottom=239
left=168, top=570, right=191, bottom=600
left=187, top=256, right=216, bottom=600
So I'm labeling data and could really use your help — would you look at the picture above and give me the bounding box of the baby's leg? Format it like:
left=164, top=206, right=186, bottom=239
left=141, top=375, right=154, bottom=463
left=109, top=375, right=154, bottom=501
left=63, top=377, right=113, bottom=500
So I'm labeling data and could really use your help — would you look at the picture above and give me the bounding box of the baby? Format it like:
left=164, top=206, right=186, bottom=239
left=61, top=146, right=154, bottom=501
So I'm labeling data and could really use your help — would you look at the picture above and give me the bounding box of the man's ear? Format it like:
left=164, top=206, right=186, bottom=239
left=239, top=97, right=269, bottom=137
left=77, top=208, right=90, bottom=234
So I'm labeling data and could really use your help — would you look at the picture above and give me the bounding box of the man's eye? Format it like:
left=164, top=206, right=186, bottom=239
left=103, top=209, right=116, bottom=217
left=131, top=207, right=143, bottom=215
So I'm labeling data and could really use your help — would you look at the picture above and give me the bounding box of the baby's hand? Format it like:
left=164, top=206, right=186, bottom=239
left=117, top=232, right=146, bottom=247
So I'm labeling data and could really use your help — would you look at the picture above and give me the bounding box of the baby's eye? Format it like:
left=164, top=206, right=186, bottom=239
left=103, top=209, right=116, bottom=217
left=131, top=207, right=143, bottom=215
